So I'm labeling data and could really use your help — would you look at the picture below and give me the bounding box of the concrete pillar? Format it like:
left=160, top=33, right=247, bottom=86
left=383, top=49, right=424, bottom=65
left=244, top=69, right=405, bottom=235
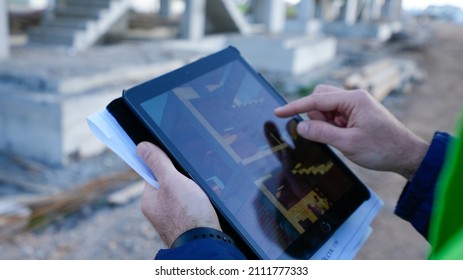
left=343, top=0, right=359, bottom=25
left=252, top=0, right=286, bottom=34
left=285, top=0, right=321, bottom=35
left=314, top=0, right=323, bottom=19
left=360, top=0, right=372, bottom=22
left=382, top=0, right=401, bottom=20
left=319, top=0, right=338, bottom=22
left=159, top=0, right=174, bottom=18
left=181, top=0, right=206, bottom=40
left=395, top=0, right=402, bottom=18
left=290, top=0, right=319, bottom=35
left=0, top=0, right=9, bottom=60
left=381, top=0, right=392, bottom=19
left=370, top=0, right=385, bottom=20
left=297, top=0, right=316, bottom=22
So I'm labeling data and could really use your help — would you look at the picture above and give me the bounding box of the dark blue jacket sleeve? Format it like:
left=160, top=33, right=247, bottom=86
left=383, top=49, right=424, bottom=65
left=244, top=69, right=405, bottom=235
left=155, top=239, right=246, bottom=260
left=394, top=132, right=452, bottom=239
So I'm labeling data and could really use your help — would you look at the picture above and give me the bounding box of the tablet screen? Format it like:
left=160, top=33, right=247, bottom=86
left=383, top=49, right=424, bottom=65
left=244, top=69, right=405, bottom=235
left=124, top=47, right=369, bottom=259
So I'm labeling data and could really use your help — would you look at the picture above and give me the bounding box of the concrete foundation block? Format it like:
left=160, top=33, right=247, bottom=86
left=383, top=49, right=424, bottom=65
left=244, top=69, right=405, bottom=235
left=0, top=42, right=197, bottom=166
left=323, top=22, right=401, bottom=42
left=0, top=92, right=62, bottom=165
left=285, top=19, right=321, bottom=35
left=0, top=96, right=5, bottom=151
left=0, top=88, right=120, bottom=166
left=61, top=89, right=121, bottom=162
left=228, top=34, right=337, bottom=75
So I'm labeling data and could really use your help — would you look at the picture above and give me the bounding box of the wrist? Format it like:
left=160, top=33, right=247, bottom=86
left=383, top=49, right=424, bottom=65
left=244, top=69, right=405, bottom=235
left=399, top=137, right=430, bottom=181
left=171, top=227, right=236, bottom=249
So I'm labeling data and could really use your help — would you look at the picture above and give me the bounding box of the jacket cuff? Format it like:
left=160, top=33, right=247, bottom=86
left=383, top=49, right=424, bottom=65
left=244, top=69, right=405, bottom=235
left=395, top=132, right=451, bottom=238
left=155, top=238, right=246, bottom=260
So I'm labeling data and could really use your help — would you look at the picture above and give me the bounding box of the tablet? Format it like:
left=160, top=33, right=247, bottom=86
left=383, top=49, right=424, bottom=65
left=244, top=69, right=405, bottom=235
left=122, top=46, right=370, bottom=259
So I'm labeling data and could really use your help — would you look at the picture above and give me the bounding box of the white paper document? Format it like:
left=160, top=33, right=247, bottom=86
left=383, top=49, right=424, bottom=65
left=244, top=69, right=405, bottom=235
left=87, top=108, right=383, bottom=260
left=310, top=190, right=382, bottom=260
left=87, top=109, right=159, bottom=188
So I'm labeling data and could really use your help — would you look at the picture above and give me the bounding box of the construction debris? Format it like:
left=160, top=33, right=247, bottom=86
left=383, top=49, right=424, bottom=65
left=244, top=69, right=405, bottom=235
left=344, top=58, right=425, bottom=101
left=0, top=169, right=140, bottom=238
left=0, top=201, right=31, bottom=239
left=0, top=168, right=60, bottom=194
left=107, top=180, right=145, bottom=206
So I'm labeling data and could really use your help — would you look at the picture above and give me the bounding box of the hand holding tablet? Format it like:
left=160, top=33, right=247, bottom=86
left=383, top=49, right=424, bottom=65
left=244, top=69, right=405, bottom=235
left=137, top=141, right=222, bottom=248
left=118, top=47, right=371, bottom=259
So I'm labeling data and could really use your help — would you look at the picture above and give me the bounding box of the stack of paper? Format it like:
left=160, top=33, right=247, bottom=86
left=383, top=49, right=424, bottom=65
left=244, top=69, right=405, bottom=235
left=88, top=109, right=159, bottom=189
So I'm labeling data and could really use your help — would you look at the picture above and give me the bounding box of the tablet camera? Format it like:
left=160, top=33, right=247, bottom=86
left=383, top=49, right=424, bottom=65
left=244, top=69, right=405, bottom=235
left=320, top=221, right=332, bottom=233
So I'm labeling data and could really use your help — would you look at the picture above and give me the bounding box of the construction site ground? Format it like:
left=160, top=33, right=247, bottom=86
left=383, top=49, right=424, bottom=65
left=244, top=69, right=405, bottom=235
left=1, top=22, right=463, bottom=259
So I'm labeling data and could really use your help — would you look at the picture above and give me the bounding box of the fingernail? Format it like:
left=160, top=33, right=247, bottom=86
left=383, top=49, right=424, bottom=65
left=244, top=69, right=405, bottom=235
left=297, top=122, right=309, bottom=136
left=137, top=142, right=149, bottom=160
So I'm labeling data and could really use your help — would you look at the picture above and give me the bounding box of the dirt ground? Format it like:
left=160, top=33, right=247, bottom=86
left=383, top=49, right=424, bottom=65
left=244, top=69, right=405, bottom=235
left=1, top=22, right=463, bottom=260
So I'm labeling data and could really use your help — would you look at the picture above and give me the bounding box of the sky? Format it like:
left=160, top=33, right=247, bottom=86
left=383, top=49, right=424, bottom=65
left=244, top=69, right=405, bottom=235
left=403, top=0, right=463, bottom=10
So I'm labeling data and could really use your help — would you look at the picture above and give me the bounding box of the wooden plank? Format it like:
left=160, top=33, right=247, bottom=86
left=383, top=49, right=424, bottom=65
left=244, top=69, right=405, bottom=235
left=368, top=65, right=401, bottom=101
left=344, top=59, right=404, bottom=101
left=107, top=180, right=144, bottom=205
left=27, top=169, right=139, bottom=228
left=361, top=59, right=393, bottom=77
left=0, top=201, right=31, bottom=238
left=0, top=169, right=140, bottom=233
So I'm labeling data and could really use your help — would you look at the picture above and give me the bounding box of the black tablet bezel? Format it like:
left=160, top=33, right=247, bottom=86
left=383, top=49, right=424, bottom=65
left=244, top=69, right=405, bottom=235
left=123, top=46, right=370, bottom=259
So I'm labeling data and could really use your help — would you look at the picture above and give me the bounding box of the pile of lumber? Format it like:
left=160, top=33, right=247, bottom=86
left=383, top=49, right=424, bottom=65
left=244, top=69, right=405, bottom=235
left=0, top=169, right=143, bottom=239
left=344, top=58, right=424, bottom=101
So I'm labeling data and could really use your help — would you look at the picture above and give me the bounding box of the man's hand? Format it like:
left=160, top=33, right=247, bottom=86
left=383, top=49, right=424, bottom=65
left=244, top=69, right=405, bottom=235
left=137, top=142, right=221, bottom=248
left=275, top=85, right=429, bottom=180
